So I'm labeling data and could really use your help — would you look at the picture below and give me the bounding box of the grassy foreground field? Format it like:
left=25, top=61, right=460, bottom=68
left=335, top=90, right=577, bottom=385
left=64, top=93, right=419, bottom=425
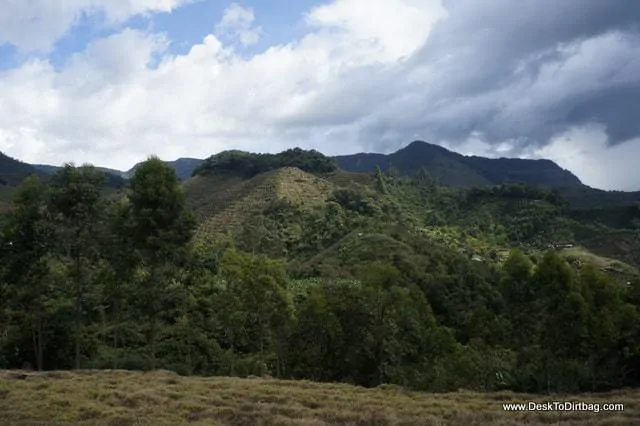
left=0, top=370, right=639, bottom=425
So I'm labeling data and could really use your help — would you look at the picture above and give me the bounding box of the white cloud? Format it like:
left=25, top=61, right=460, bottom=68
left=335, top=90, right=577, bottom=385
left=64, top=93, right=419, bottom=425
left=0, top=0, right=190, bottom=52
left=441, top=126, right=640, bottom=191
left=216, top=3, right=262, bottom=47
left=0, top=0, right=447, bottom=171
left=532, top=126, right=640, bottom=191
left=306, top=0, right=446, bottom=62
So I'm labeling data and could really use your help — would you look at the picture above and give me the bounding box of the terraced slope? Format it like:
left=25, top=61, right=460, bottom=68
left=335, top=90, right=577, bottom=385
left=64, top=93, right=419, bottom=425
left=324, top=170, right=376, bottom=188
left=183, top=174, right=247, bottom=222
left=560, top=246, right=638, bottom=278
left=184, top=167, right=334, bottom=241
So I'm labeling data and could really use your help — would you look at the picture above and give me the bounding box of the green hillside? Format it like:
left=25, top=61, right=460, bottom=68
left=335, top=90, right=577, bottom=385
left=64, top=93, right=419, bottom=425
left=1, top=150, right=640, bottom=405
left=335, top=141, right=640, bottom=209
left=183, top=150, right=640, bottom=284
left=0, top=152, right=41, bottom=186
left=179, top=145, right=640, bottom=272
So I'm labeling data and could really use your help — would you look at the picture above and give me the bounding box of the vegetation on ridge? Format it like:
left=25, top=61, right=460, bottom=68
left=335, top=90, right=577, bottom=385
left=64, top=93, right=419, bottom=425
left=193, top=147, right=338, bottom=178
left=0, top=148, right=639, bottom=426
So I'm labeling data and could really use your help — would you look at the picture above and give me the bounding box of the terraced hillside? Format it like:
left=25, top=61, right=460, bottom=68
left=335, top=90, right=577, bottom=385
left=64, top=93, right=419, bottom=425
left=185, top=167, right=334, bottom=241
left=324, top=170, right=376, bottom=188
left=182, top=160, right=640, bottom=282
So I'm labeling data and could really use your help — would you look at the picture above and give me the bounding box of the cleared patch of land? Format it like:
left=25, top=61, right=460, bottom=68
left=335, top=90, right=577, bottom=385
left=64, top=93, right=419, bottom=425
left=0, top=370, right=638, bottom=425
left=560, top=246, right=638, bottom=276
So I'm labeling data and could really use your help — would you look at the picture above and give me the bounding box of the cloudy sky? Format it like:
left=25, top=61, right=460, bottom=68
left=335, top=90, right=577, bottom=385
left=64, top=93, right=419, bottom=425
left=0, top=0, right=639, bottom=190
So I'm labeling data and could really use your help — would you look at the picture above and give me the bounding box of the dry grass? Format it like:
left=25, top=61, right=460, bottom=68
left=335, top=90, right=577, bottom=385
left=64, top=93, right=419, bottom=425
left=0, top=370, right=638, bottom=426
left=581, top=231, right=640, bottom=270
left=560, top=246, right=638, bottom=275
left=324, top=171, right=375, bottom=188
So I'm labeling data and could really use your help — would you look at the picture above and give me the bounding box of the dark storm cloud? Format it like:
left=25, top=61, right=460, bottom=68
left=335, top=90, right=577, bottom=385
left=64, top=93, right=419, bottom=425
left=566, top=85, right=640, bottom=145
left=355, top=0, right=640, bottom=153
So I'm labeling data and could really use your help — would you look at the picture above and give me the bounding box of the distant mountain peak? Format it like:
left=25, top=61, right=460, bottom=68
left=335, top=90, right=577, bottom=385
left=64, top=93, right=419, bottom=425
left=334, top=140, right=584, bottom=189
left=401, top=140, right=444, bottom=151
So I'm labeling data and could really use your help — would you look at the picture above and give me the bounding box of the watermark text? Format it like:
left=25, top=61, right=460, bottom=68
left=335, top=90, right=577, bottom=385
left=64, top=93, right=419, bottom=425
left=503, top=401, right=624, bottom=413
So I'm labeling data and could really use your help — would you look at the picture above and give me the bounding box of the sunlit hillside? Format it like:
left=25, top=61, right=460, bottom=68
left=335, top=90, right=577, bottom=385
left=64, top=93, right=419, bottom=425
left=185, top=167, right=334, bottom=241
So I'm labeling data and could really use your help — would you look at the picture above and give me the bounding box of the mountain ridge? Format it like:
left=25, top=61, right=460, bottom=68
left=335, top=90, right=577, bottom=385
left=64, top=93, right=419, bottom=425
left=334, top=140, right=584, bottom=189
left=3, top=140, right=639, bottom=210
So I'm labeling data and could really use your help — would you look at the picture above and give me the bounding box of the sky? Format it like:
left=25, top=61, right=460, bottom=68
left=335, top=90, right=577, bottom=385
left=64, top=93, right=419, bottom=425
left=0, top=0, right=639, bottom=191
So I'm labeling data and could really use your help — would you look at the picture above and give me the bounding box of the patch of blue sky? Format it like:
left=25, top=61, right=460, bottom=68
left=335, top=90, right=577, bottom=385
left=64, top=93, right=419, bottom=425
left=0, top=44, right=18, bottom=71
left=152, top=0, right=324, bottom=56
left=0, top=0, right=327, bottom=71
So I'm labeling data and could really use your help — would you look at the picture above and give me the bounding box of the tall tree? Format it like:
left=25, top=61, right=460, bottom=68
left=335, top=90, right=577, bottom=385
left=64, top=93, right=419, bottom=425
left=219, top=249, right=292, bottom=377
left=0, top=176, right=55, bottom=370
left=49, top=164, right=107, bottom=369
left=500, top=250, right=537, bottom=348
left=580, top=265, right=638, bottom=389
left=127, top=157, right=195, bottom=368
left=534, top=251, right=589, bottom=392
left=101, top=197, right=139, bottom=362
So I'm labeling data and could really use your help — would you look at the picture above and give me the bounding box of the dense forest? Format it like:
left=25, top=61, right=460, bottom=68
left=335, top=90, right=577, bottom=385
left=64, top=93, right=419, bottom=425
left=1, top=156, right=639, bottom=397
left=193, top=148, right=338, bottom=178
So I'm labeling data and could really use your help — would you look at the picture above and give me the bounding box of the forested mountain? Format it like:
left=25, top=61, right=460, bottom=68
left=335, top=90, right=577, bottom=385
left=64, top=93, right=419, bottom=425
left=334, top=141, right=640, bottom=209
left=127, top=141, right=588, bottom=189
left=0, top=153, right=43, bottom=212
left=334, top=141, right=583, bottom=188
left=33, top=163, right=127, bottom=178
left=33, top=163, right=127, bottom=189
left=1, top=148, right=638, bottom=397
left=0, top=152, right=43, bottom=186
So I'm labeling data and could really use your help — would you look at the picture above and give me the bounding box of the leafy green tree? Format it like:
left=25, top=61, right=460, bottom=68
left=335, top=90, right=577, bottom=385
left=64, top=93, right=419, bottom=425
left=127, top=157, right=196, bottom=368
left=288, top=285, right=343, bottom=381
left=534, top=251, right=589, bottom=392
left=98, top=198, right=139, bottom=363
left=49, top=164, right=107, bottom=369
left=500, top=250, right=537, bottom=348
left=0, top=176, right=55, bottom=370
left=357, top=262, right=402, bottom=385
left=220, top=249, right=292, bottom=377
left=580, top=265, right=639, bottom=389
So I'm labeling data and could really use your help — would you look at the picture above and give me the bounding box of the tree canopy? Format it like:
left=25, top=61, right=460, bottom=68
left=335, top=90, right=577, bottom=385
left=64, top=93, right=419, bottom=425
left=193, top=148, right=338, bottom=178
